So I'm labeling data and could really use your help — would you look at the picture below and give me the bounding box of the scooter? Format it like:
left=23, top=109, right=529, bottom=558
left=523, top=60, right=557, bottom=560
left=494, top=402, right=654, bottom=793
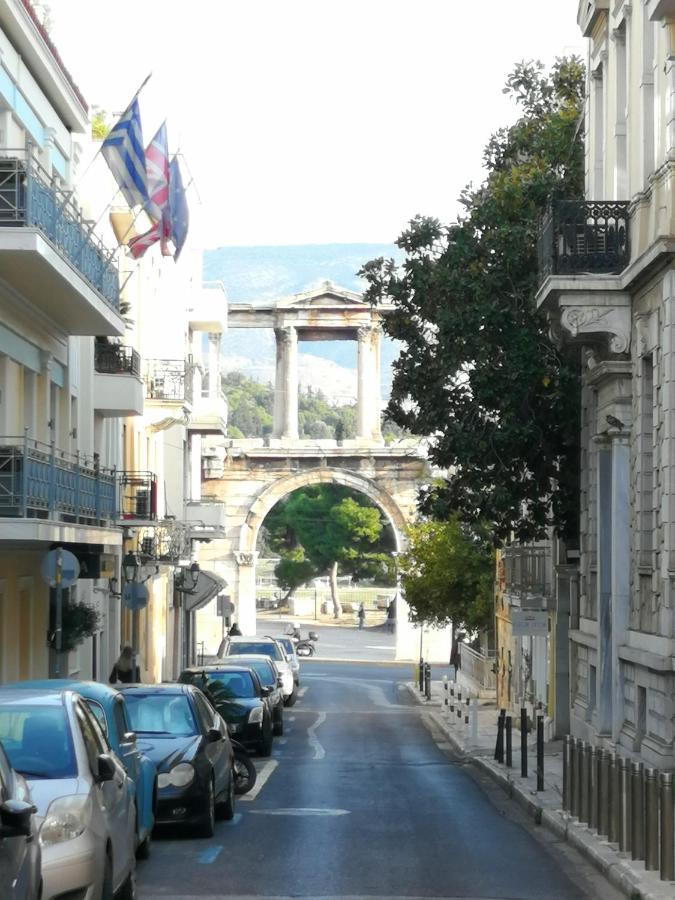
left=295, top=631, right=318, bottom=657
left=230, top=738, right=257, bottom=795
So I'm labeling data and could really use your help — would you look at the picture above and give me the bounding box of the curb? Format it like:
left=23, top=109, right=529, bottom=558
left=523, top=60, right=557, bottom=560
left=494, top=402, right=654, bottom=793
left=406, top=684, right=675, bottom=900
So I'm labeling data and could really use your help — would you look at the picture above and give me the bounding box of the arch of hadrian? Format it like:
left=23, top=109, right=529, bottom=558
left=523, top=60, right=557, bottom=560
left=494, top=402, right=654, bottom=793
left=195, top=282, right=451, bottom=661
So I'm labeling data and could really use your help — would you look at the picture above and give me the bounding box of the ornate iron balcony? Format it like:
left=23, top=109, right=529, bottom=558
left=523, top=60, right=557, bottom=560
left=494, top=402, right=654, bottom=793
left=539, top=200, right=630, bottom=279
left=94, top=343, right=141, bottom=376
left=118, top=471, right=158, bottom=521
left=143, top=358, right=193, bottom=404
left=502, top=545, right=552, bottom=604
left=0, top=153, right=119, bottom=307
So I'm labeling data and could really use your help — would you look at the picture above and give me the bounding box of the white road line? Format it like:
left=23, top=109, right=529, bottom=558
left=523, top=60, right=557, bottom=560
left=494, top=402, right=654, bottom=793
left=288, top=715, right=296, bottom=721
left=297, top=686, right=308, bottom=697
left=239, top=759, right=278, bottom=802
left=307, top=711, right=327, bottom=759
left=249, top=807, right=349, bottom=817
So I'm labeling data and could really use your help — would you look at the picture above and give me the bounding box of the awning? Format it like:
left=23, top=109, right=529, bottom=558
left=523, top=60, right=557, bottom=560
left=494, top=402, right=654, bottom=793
left=183, top=570, right=227, bottom=613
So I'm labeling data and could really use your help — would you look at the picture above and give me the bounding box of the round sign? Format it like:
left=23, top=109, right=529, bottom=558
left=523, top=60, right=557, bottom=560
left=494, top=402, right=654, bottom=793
left=122, top=582, right=149, bottom=611
left=40, top=549, right=80, bottom=588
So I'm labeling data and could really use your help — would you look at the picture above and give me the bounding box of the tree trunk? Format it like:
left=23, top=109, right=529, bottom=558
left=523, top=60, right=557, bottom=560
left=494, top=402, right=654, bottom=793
left=329, top=561, right=342, bottom=619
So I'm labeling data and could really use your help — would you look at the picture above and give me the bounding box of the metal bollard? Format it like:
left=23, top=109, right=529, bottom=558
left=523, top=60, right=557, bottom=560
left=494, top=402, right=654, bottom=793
left=457, top=690, right=463, bottom=721
left=520, top=708, right=528, bottom=778
left=495, top=710, right=505, bottom=763
left=631, top=762, right=645, bottom=861
left=424, top=663, right=432, bottom=701
left=536, top=713, right=544, bottom=792
left=608, top=752, right=620, bottom=844
left=562, top=735, right=571, bottom=812
left=505, top=716, right=512, bottom=768
left=574, top=739, right=583, bottom=819
left=660, top=772, right=674, bottom=881
left=569, top=738, right=579, bottom=818
left=589, top=745, right=598, bottom=830
left=580, top=742, right=591, bottom=825
left=443, top=675, right=448, bottom=711
left=450, top=682, right=455, bottom=714
left=464, top=696, right=470, bottom=728
left=619, top=757, right=631, bottom=854
left=645, top=767, right=659, bottom=871
left=418, top=658, right=424, bottom=692
left=470, top=698, right=478, bottom=742
left=598, top=749, right=610, bottom=837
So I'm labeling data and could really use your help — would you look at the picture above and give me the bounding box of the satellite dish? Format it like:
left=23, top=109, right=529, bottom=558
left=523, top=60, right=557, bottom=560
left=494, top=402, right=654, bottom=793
left=122, top=583, right=149, bottom=611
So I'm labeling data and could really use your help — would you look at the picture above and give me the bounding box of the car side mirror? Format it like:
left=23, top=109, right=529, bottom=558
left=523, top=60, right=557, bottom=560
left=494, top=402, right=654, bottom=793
left=206, top=727, right=222, bottom=744
left=96, top=753, right=116, bottom=783
left=0, top=799, right=35, bottom=838
left=121, top=731, right=137, bottom=746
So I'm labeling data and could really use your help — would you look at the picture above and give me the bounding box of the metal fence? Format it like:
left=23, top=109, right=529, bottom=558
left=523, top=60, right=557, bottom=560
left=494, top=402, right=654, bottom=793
left=459, top=644, right=496, bottom=690
left=0, top=153, right=119, bottom=306
left=143, top=358, right=193, bottom=404
left=538, top=199, right=630, bottom=280
left=94, top=342, right=141, bottom=376
left=502, top=545, right=552, bottom=606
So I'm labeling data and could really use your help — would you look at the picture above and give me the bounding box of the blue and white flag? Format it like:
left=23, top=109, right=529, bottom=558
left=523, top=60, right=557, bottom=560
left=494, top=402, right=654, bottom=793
left=168, top=156, right=189, bottom=261
left=101, top=98, right=149, bottom=209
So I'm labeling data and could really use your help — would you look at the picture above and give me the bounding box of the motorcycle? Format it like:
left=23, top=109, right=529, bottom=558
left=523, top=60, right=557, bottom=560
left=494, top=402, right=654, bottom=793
left=230, top=738, right=257, bottom=795
left=295, top=631, right=318, bottom=658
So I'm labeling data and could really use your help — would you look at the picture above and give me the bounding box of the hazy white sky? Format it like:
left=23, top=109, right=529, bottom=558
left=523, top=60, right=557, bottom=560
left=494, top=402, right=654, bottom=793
left=48, top=0, right=584, bottom=248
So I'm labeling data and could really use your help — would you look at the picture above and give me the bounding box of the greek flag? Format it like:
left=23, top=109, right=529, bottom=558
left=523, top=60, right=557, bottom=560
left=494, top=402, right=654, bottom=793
left=101, top=98, right=149, bottom=208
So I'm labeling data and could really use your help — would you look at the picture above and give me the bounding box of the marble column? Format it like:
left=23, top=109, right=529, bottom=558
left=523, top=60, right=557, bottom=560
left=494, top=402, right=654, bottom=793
left=356, top=326, right=382, bottom=441
left=233, top=551, right=259, bottom=635
left=597, top=440, right=613, bottom=735
left=273, top=327, right=298, bottom=440
left=207, top=333, right=221, bottom=400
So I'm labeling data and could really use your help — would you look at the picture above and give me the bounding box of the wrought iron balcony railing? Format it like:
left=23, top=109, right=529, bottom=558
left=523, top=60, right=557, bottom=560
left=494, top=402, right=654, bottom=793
left=0, top=436, right=116, bottom=523
left=502, top=545, right=552, bottom=605
left=94, top=342, right=141, bottom=376
left=538, top=200, right=630, bottom=280
left=118, top=471, right=158, bottom=521
left=143, top=358, right=193, bottom=404
left=0, top=153, right=119, bottom=307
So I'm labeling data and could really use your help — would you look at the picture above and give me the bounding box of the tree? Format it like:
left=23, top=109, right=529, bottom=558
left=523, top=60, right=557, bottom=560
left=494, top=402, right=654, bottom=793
left=264, top=485, right=395, bottom=618
left=399, top=517, right=494, bottom=664
left=360, top=59, right=585, bottom=543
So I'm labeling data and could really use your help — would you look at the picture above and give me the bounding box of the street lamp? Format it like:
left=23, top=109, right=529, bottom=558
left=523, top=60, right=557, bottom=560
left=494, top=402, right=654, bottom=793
left=122, top=551, right=157, bottom=585
left=175, top=562, right=200, bottom=594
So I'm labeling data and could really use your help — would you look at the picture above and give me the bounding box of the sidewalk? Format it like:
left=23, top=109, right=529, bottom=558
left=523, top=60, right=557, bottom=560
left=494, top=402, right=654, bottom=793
left=408, top=679, right=675, bottom=900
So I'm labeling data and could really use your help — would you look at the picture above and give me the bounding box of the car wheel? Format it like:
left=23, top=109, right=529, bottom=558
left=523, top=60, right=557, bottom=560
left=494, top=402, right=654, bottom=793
left=273, top=713, right=284, bottom=737
left=258, top=724, right=274, bottom=757
left=197, top=779, right=216, bottom=838
left=101, top=851, right=114, bottom=900
left=217, top=770, right=236, bottom=820
left=284, top=687, right=297, bottom=707
left=116, top=866, right=137, bottom=900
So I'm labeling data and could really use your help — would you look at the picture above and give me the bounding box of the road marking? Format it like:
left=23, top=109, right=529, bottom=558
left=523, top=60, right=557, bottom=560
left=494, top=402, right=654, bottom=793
left=239, top=759, right=278, bottom=801
left=307, top=711, right=326, bottom=759
left=366, top=645, right=395, bottom=650
left=197, top=846, right=222, bottom=864
left=249, top=807, right=349, bottom=817
left=297, top=686, right=308, bottom=698
left=222, top=812, right=243, bottom=826
left=288, top=715, right=296, bottom=721
left=277, top=737, right=287, bottom=744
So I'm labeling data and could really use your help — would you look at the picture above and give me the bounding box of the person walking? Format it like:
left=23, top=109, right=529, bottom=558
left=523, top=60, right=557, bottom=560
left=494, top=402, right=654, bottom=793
left=228, top=622, right=242, bottom=636
left=109, top=646, right=140, bottom=684
left=357, top=603, right=366, bottom=630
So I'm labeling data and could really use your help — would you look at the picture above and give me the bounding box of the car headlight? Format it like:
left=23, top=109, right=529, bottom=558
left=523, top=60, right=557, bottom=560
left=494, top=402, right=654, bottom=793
left=158, top=762, right=195, bottom=789
left=248, top=706, right=263, bottom=724
left=40, top=795, right=92, bottom=847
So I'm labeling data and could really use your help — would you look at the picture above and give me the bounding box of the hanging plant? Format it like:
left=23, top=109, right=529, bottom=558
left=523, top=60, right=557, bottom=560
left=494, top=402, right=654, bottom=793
left=48, top=599, right=101, bottom=653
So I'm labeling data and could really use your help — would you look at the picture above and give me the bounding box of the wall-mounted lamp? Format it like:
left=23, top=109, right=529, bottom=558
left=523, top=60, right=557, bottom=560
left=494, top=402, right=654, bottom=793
left=174, top=562, right=200, bottom=594
left=122, top=551, right=157, bottom=585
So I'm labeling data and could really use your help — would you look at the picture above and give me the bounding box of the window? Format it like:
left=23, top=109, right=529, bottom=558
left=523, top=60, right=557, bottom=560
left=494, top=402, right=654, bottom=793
left=124, top=693, right=196, bottom=736
left=227, top=640, right=282, bottom=660
left=85, top=700, right=108, bottom=737
left=0, top=705, right=76, bottom=779
left=193, top=692, right=216, bottom=733
left=113, top=699, right=130, bottom=741
left=76, top=701, right=106, bottom=775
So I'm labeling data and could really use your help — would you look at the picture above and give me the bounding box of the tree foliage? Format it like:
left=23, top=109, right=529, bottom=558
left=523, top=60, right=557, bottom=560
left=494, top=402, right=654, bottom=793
left=360, top=59, right=585, bottom=543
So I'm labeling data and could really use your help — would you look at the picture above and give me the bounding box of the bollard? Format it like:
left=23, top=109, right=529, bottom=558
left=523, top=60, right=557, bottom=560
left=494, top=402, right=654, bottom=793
left=443, top=675, right=448, bottom=711
left=495, top=711, right=505, bottom=764
left=598, top=749, right=610, bottom=837
left=457, top=690, right=463, bottom=721
left=450, top=682, right=455, bottom=714
left=569, top=738, right=579, bottom=818
left=619, top=757, right=631, bottom=854
left=608, top=752, right=620, bottom=844
left=645, top=767, right=659, bottom=871
left=574, top=739, right=583, bottom=819
left=470, top=698, right=478, bottom=742
left=418, top=658, right=424, bottom=693
left=464, top=696, right=470, bottom=728
left=536, top=713, right=544, bottom=792
left=424, top=663, right=432, bottom=701
left=520, top=707, right=528, bottom=778
left=589, top=746, right=598, bottom=831
left=505, top=716, right=513, bottom=768
left=660, top=772, right=674, bottom=881
left=631, top=762, right=645, bottom=861
left=580, top=742, right=591, bottom=825
left=562, top=735, right=571, bottom=812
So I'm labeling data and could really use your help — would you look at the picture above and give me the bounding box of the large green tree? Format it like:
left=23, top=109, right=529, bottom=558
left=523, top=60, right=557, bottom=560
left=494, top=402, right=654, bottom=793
left=264, top=485, right=395, bottom=618
left=360, top=59, right=585, bottom=543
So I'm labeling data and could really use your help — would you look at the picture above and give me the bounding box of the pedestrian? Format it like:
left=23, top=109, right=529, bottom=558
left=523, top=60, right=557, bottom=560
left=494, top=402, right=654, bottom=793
left=228, top=622, right=242, bottom=636
left=357, top=603, right=366, bottom=630
left=386, top=600, right=395, bottom=633
left=109, top=646, right=140, bottom=684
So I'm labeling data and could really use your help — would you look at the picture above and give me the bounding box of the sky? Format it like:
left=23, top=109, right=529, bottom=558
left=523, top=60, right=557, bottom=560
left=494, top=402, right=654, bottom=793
left=47, top=0, right=584, bottom=249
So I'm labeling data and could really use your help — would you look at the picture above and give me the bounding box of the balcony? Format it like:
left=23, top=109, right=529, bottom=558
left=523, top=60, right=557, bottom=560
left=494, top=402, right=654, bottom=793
left=94, top=343, right=144, bottom=417
left=0, top=154, right=123, bottom=336
left=502, top=545, right=553, bottom=609
left=143, top=358, right=193, bottom=406
left=0, top=436, right=116, bottom=524
left=187, top=387, right=228, bottom=435
left=118, top=471, right=158, bottom=523
left=184, top=499, right=226, bottom=539
left=539, top=200, right=630, bottom=281
left=187, top=282, right=227, bottom=333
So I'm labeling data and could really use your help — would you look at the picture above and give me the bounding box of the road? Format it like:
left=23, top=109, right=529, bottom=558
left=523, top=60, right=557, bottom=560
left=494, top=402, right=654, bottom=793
left=255, top=615, right=404, bottom=663
left=137, top=661, right=620, bottom=900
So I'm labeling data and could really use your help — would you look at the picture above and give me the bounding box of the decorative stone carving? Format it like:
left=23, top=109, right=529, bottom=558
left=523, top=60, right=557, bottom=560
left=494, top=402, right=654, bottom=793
left=234, top=551, right=258, bottom=567
left=560, top=305, right=631, bottom=354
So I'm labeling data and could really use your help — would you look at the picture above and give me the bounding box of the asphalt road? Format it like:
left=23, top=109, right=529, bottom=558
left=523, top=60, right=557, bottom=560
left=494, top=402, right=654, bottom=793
left=137, top=661, right=620, bottom=900
left=256, top=615, right=406, bottom=663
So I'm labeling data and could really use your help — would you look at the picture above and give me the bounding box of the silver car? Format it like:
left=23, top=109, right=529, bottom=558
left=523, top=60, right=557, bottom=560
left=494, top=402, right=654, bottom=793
left=271, top=635, right=301, bottom=687
left=0, top=739, right=41, bottom=899
left=0, top=689, right=137, bottom=900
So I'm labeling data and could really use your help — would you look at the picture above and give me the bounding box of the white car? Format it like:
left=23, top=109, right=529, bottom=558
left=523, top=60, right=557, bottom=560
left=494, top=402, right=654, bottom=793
left=221, top=637, right=297, bottom=706
left=0, top=688, right=137, bottom=900
left=271, top=635, right=300, bottom=687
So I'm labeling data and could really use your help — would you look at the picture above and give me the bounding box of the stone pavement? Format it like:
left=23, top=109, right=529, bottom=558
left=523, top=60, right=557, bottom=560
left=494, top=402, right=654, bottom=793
left=408, top=679, right=675, bottom=900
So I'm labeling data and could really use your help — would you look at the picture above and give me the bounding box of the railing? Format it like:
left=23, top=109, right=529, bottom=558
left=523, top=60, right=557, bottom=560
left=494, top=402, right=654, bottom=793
left=459, top=644, right=496, bottom=690
left=0, top=436, right=116, bottom=522
left=94, top=343, right=141, bottom=376
left=0, top=152, right=119, bottom=307
left=502, top=545, right=552, bottom=605
left=118, top=471, right=158, bottom=520
left=143, top=358, right=193, bottom=404
left=539, top=200, right=630, bottom=280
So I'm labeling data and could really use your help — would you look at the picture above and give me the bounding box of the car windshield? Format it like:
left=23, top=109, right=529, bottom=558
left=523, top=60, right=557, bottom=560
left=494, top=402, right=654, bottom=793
left=0, top=705, right=76, bottom=779
left=228, top=641, right=282, bottom=661
left=202, top=672, right=256, bottom=700
left=236, top=659, right=275, bottom=686
left=123, top=693, right=196, bottom=736
left=277, top=638, right=294, bottom=656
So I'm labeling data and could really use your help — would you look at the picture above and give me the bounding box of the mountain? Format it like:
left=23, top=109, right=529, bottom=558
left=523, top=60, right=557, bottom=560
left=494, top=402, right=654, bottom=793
left=203, top=243, right=402, bottom=400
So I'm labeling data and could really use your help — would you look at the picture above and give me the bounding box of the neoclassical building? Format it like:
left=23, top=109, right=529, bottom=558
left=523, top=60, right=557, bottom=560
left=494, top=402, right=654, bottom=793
left=538, top=0, right=675, bottom=766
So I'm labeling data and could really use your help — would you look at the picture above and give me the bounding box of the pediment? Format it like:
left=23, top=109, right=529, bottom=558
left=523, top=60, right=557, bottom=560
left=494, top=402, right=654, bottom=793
left=277, top=280, right=366, bottom=309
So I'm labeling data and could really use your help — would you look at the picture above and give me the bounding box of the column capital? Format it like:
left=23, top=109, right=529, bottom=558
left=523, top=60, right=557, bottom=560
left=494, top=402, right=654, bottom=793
left=275, top=326, right=296, bottom=346
left=357, top=324, right=380, bottom=343
left=234, top=551, right=259, bottom=567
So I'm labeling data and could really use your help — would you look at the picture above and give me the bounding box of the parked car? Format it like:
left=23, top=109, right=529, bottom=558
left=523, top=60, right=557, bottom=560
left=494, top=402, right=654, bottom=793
left=118, top=684, right=235, bottom=837
left=6, top=679, right=157, bottom=860
left=0, top=688, right=137, bottom=900
left=0, top=739, right=41, bottom=900
left=219, top=654, right=285, bottom=736
left=219, top=636, right=297, bottom=706
left=179, top=664, right=275, bottom=756
left=270, top=635, right=300, bottom=686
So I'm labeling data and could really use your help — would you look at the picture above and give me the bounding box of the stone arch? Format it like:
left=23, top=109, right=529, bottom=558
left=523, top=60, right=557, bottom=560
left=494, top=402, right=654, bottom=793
left=238, top=467, right=409, bottom=555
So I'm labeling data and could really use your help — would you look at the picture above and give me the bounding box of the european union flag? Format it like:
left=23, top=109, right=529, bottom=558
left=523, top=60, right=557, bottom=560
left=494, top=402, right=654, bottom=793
left=168, top=156, right=189, bottom=261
